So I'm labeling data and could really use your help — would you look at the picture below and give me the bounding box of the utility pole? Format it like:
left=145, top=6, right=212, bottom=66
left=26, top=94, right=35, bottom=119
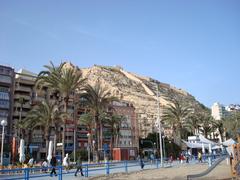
left=156, top=84, right=163, bottom=167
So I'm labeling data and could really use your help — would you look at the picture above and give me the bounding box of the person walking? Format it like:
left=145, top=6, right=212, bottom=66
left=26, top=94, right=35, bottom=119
left=186, top=155, right=189, bottom=163
left=139, top=155, right=144, bottom=170
left=74, top=156, right=84, bottom=177
left=42, top=159, right=48, bottom=173
left=50, top=156, right=57, bottom=177
left=198, top=152, right=202, bottom=163
left=63, top=153, right=70, bottom=173
left=150, top=153, right=154, bottom=165
left=28, top=157, right=34, bottom=168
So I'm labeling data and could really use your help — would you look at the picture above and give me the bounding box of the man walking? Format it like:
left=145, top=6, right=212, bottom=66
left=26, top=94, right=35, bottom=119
left=75, top=156, right=84, bottom=177
left=50, top=156, right=57, bottom=177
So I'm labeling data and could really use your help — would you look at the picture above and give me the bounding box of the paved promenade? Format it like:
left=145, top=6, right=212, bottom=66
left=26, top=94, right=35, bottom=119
left=0, top=158, right=231, bottom=180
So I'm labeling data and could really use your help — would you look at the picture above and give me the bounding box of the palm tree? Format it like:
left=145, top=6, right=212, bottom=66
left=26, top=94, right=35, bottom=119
left=79, top=113, right=95, bottom=133
left=22, top=100, right=67, bottom=155
left=162, top=93, right=192, bottom=146
left=223, top=111, right=240, bottom=140
left=185, top=115, right=201, bottom=135
left=36, top=61, right=85, bottom=159
left=213, top=119, right=224, bottom=142
left=80, top=81, right=118, bottom=160
left=79, top=112, right=95, bottom=148
left=198, top=112, right=215, bottom=138
left=102, top=113, right=124, bottom=159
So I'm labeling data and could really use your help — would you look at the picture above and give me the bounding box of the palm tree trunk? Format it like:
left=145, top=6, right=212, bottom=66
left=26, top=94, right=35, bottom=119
left=204, top=130, right=208, bottom=138
left=100, top=122, right=103, bottom=150
left=95, top=114, right=100, bottom=162
left=62, top=98, right=69, bottom=160
left=110, top=125, right=114, bottom=160
left=26, top=130, right=32, bottom=155
left=45, top=128, right=50, bottom=156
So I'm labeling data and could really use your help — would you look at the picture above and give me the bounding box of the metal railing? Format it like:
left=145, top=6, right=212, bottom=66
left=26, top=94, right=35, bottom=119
left=0, top=154, right=224, bottom=180
left=0, top=159, right=166, bottom=180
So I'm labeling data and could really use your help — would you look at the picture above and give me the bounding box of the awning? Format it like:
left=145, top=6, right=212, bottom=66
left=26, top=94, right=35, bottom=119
left=222, top=138, right=236, bottom=146
left=199, top=135, right=217, bottom=145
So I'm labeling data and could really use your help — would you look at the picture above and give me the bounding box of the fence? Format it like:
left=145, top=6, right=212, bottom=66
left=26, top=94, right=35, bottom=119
left=0, top=159, right=164, bottom=180
left=0, top=155, right=221, bottom=180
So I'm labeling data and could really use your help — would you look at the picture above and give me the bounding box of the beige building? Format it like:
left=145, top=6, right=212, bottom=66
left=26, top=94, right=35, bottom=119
left=211, top=102, right=226, bottom=120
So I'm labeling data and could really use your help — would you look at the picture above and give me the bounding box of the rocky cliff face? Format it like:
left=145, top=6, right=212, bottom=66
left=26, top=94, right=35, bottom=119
left=80, top=65, right=205, bottom=138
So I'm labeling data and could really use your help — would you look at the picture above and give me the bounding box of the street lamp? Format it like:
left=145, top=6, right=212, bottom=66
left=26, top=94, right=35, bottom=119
left=1, top=119, right=7, bottom=166
left=162, top=135, right=166, bottom=160
left=92, top=140, right=95, bottom=162
left=156, top=84, right=163, bottom=167
left=87, top=133, right=91, bottom=164
left=153, top=142, right=156, bottom=153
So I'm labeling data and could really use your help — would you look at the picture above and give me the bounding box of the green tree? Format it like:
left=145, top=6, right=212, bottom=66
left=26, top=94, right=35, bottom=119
left=198, top=112, right=215, bottom=138
left=185, top=114, right=201, bottom=135
left=22, top=100, right=67, bottom=155
left=36, top=61, right=85, bottom=158
left=79, top=112, right=95, bottom=149
left=102, top=113, right=124, bottom=158
left=213, top=119, right=224, bottom=142
left=162, top=93, right=192, bottom=146
left=80, top=81, right=118, bottom=160
left=223, top=111, right=240, bottom=140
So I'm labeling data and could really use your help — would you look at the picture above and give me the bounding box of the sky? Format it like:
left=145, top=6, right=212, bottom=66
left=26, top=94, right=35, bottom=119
left=0, top=0, right=240, bottom=107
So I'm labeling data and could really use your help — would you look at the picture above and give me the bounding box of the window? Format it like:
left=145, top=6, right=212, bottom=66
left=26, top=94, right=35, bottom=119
left=0, top=92, right=9, bottom=100
left=0, top=100, right=9, bottom=109
left=0, top=86, right=9, bottom=92
left=0, top=75, right=11, bottom=84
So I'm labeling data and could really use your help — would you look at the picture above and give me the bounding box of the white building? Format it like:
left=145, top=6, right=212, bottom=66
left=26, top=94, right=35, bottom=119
left=226, top=104, right=240, bottom=112
left=211, top=102, right=226, bottom=120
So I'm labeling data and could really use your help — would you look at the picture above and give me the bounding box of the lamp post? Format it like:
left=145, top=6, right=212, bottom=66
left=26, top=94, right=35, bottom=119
left=1, top=119, right=7, bottom=166
left=156, top=84, right=163, bottom=167
left=162, top=135, right=166, bottom=160
left=87, top=133, right=91, bottom=164
left=92, top=140, right=95, bottom=162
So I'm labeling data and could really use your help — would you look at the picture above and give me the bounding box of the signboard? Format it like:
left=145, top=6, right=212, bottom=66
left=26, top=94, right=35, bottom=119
left=130, top=149, right=135, bottom=156
left=57, top=143, right=63, bottom=147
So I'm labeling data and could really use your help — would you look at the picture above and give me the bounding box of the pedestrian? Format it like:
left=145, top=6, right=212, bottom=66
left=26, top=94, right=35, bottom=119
left=198, top=152, right=202, bottom=163
left=139, top=155, right=144, bottom=170
left=186, top=155, right=189, bottom=163
left=63, top=153, right=70, bottom=173
left=150, top=153, right=154, bottom=165
left=42, top=159, right=48, bottom=173
left=28, top=157, right=34, bottom=168
left=75, top=156, right=84, bottom=177
left=179, top=153, right=183, bottom=164
left=170, top=154, right=173, bottom=163
left=50, top=156, right=57, bottom=177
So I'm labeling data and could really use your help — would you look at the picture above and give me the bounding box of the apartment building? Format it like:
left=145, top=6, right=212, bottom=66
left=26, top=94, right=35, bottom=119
left=0, top=65, right=15, bottom=145
left=211, top=102, right=226, bottom=120
left=111, top=101, right=139, bottom=149
left=0, top=64, right=140, bottom=161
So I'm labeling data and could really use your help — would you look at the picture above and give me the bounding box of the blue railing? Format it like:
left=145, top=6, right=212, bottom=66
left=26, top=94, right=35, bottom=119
left=0, top=160, right=162, bottom=180
left=0, top=155, right=222, bottom=180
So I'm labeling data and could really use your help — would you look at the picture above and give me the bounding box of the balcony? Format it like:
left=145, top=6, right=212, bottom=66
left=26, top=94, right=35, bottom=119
left=14, top=102, right=31, bottom=109
left=65, top=132, right=74, bottom=136
left=13, top=111, right=27, bottom=117
left=14, top=94, right=31, bottom=101
left=15, top=86, right=32, bottom=92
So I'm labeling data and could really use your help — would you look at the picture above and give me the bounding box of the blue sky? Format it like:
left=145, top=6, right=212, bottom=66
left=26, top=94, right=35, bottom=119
left=0, top=0, right=239, bottom=107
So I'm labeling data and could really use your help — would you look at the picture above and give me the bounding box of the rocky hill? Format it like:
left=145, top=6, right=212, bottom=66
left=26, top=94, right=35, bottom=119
left=79, top=65, right=206, bottom=138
